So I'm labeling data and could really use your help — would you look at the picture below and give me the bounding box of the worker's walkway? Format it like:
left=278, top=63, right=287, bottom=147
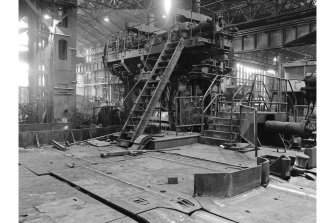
left=19, top=143, right=316, bottom=223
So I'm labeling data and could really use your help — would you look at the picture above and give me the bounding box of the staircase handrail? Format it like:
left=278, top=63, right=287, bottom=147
left=230, top=73, right=256, bottom=142
left=239, top=104, right=258, bottom=157
left=200, top=74, right=223, bottom=135
left=123, top=35, right=158, bottom=103
left=231, top=74, right=255, bottom=111
left=287, top=79, right=297, bottom=105
left=201, top=93, right=222, bottom=135
left=203, top=75, right=222, bottom=100
left=286, top=79, right=297, bottom=121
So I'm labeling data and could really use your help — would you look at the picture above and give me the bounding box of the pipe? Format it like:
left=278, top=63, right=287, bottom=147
left=192, top=0, right=201, bottom=13
left=264, top=120, right=314, bottom=138
left=147, top=13, right=154, bottom=28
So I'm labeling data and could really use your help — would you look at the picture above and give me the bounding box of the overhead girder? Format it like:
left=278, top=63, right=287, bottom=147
left=200, top=0, right=316, bottom=27
left=232, top=16, right=316, bottom=54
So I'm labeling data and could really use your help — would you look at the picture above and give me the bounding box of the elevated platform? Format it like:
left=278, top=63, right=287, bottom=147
left=148, top=131, right=200, bottom=150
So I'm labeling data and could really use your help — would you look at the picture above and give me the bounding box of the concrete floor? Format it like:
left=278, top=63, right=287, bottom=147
left=19, top=141, right=316, bottom=223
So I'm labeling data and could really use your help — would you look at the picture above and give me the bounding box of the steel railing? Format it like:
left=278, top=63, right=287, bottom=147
left=175, top=96, right=203, bottom=135
left=240, top=104, right=258, bottom=157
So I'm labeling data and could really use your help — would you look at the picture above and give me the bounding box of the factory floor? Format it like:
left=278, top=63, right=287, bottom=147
left=19, top=141, right=316, bottom=223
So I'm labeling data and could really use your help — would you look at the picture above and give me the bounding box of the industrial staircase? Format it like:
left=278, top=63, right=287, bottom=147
left=200, top=103, right=240, bottom=146
left=118, top=36, right=186, bottom=147
left=199, top=75, right=241, bottom=146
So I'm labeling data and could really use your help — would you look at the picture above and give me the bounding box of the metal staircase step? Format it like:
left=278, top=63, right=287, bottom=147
left=145, top=86, right=157, bottom=90
left=204, top=130, right=238, bottom=140
left=167, top=41, right=179, bottom=47
left=140, top=94, right=152, bottom=98
left=147, top=57, right=158, bottom=61
left=161, top=54, right=173, bottom=60
left=118, top=37, right=186, bottom=147
left=164, top=49, right=175, bottom=54
left=208, top=124, right=239, bottom=132
left=208, top=116, right=239, bottom=125
left=158, top=61, right=169, bottom=65
left=131, top=117, right=141, bottom=120
left=147, top=80, right=159, bottom=84
left=216, top=111, right=238, bottom=119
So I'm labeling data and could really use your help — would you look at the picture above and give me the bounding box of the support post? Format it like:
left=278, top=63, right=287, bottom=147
left=254, top=108, right=258, bottom=157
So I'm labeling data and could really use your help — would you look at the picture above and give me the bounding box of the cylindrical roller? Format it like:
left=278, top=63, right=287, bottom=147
left=264, top=120, right=311, bottom=138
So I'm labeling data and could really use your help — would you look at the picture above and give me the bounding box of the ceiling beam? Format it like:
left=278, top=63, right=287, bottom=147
left=80, top=7, right=122, bottom=31
left=77, top=23, right=104, bottom=42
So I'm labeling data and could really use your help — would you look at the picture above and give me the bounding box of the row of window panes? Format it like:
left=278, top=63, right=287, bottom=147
left=235, top=63, right=267, bottom=98
left=76, top=62, right=104, bottom=73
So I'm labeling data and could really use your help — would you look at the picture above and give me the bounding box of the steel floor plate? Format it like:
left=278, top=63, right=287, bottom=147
left=19, top=164, right=36, bottom=177
left=197, top=181, right=316, bottom=223
left=89, top=152, right=244, bottom=196
left=19, top=175, right=136, bottom=223
left=19, top=142, right=316, bottom=222
left=165, top=143, right=258, bottom=167
left=63, top=144, right=135, bottom=164
left=51, top=164, right=202, bottom=215
left=19, top=148, right=92, bottom=175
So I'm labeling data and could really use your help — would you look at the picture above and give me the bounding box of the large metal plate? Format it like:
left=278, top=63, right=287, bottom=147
left=63, top=144, right=135, bottom=164
left=165, top=143, right=257, bottom=167
left=194, top=166, right=262, bottom=197
left=51, top=164, right=202, bottom=216
left=19, top=164, right=36, bottom=177
left=139, top=208, right=202, bottom=223
left=19, top=148, right=92, bottom=175
left=19, top=175, right=134, bottom=223
left=197, top=181, right=316, bottom=223
left=89, top=154, right=236, bottom=197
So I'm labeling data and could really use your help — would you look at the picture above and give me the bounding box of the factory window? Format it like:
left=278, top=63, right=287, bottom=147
left=58, top=39, right=68, bottom=60
left=58, top=15, right=68, bottom=28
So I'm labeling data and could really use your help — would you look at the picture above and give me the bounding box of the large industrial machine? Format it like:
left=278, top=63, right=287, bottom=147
left=102, top=7, right=237, bottom=147
left=101, top=5, right=315, bottom=150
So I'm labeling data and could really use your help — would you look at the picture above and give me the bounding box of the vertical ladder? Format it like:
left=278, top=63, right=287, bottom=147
left=118, top=37, right=186, bottom=147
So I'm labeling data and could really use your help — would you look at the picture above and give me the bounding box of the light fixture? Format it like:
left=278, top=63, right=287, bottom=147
left=19, top=20, right=28, bottom=29
left=162, top=15, right=167, bottom=18
left=19, top=32, right=29, bottom=46
left=267, top=70, right=276, bottom=74
left=164, top=0, right=171, bottom=15
left=273, top=57, right=277, bottom=62
left=19, top=46, right=28, bottom=52
left=104, top=17, right=109, bottom=22
left=44, top=14, right=51, bottom=19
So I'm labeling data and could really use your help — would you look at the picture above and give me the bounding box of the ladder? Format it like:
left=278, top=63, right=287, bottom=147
left=118, top=37, right=186, bottom=147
